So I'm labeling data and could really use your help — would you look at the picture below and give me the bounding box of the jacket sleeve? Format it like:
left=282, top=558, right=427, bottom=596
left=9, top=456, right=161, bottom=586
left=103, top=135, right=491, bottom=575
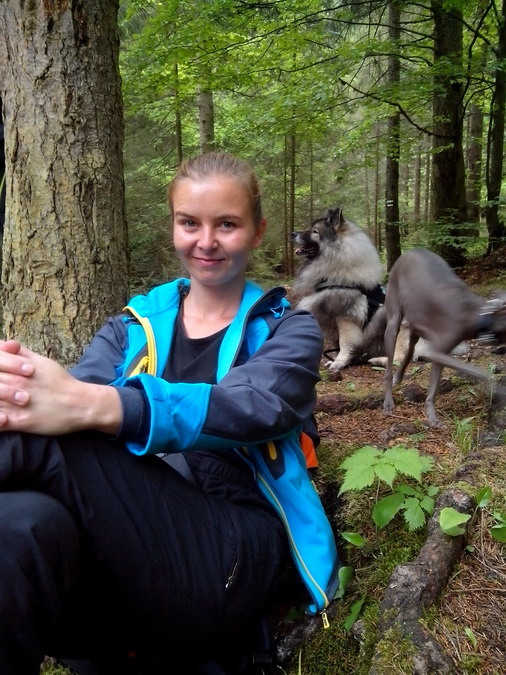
left=121, top=310, right=323, bottom=456
left=68, top=315, right=148, bottom=442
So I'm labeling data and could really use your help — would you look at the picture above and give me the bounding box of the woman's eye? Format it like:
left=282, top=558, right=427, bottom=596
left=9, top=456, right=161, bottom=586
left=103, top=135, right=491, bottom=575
left=220, top=221, right=236, bottom=230
left=183, top=219, right=197, bottom=228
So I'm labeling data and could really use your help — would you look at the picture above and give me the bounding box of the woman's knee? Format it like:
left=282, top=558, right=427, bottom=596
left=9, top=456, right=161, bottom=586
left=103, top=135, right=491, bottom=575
left=0, top=490, right=81, bottom=591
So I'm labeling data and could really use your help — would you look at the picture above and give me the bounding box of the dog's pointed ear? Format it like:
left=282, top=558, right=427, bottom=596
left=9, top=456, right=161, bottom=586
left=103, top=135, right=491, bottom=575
left=326, top=207, right=345, bottom=231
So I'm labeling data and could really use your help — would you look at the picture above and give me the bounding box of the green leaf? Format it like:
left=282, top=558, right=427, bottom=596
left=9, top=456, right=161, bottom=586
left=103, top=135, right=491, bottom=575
left=372, top=492, right=405, bottom=528
left=373, top=461, right=398, bottom=487
left=342, top=532, right=366, bottom=547
left=344, top=595, right=365, bottom=633
left=439, top=507, right=471, bottom=536
left=464, top=627, right=478, bottom=650
left=490, top=525, right=506, bottom=543
left=383, top=446, right=433, bottom=482
left=402, top=497, right=427, bottom=531
left=340, top=445, right=381, bottom=470
left=396, top=484, right=418, bottom=496
left=475, top=486, right=492, bottom=509
left=334, top=566, right=354, bottom=600
left=419, top=495, right=436, bottom=515
left=339, top=464, right=377, bottom=493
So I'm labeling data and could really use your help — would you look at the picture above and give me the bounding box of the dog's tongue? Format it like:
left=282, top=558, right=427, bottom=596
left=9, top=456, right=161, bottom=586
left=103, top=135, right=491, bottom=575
left=294, top=247, right=305, bottom=256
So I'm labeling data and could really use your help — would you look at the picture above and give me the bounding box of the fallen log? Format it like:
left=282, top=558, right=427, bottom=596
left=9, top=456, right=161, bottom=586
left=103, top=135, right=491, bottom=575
left=370, top=488, right=475, bottom=675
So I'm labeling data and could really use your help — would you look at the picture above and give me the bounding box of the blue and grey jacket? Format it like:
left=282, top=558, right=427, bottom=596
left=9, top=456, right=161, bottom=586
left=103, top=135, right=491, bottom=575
left=71, top=278, right=340, bottom=617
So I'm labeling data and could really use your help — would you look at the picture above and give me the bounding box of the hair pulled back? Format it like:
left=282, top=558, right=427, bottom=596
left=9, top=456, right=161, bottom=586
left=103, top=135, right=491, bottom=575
left=168, top=152, right=264, bottom=226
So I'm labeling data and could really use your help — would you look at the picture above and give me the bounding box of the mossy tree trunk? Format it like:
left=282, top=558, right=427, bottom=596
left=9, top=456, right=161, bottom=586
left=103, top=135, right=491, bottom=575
left=0, top=0, right=128, bottom=367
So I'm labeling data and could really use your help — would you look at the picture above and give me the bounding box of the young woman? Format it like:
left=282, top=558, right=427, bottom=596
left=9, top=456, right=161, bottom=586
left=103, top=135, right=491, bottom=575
left=0, top=152, right=339, bottom=674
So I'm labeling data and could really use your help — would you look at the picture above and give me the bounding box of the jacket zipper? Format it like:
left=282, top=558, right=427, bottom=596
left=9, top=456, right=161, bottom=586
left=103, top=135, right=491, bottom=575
left=124, top=306, right=157, bottom=376
left=256, top=472, right=330, bottom=624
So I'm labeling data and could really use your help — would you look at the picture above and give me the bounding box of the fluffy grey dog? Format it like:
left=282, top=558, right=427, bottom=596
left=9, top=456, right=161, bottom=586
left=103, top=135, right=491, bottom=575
left=292, top=207, right=387, bottom=372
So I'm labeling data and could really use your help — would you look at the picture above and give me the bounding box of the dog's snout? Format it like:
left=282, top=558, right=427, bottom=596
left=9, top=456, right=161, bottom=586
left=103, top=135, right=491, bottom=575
left=291, top=232, right=298, bottom=240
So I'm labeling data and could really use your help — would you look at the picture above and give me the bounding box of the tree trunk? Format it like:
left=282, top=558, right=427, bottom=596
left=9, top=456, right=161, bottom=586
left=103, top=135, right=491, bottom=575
left=466, top=102, right=483, bottom=226
left=424, top=146, right=431, bottom=223
left=485, top=0, right=506, bottom=253
left=384, top=1, right=402, bottom=271
left=373, top=124, right=381, bottom=250
left=286, top=133, right=296, bottom=279
left=0, top=0, right=128, bottom=367
left=413, top=144, right=421, bottom=224
left=198, top=89, right=215, bottom=154
left=174, top=62, right=183, bottom=165
left=430, top=2, right=468, bottom=268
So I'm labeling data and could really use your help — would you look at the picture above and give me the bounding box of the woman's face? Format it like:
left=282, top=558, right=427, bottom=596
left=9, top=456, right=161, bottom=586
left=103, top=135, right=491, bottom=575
left=171, top=175, right=266, bottom=289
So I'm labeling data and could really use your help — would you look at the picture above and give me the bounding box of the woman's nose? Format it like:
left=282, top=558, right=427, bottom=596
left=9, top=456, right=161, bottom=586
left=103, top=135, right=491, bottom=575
left=198, top=225, right=217, bottom=250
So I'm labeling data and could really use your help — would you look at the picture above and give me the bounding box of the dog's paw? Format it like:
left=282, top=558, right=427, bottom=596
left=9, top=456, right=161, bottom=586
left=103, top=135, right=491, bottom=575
left=368, top=357, right=387, bottom=367
left=383, top=399, right=395, bottom=415
left=328, top=360, right=346, bottom=373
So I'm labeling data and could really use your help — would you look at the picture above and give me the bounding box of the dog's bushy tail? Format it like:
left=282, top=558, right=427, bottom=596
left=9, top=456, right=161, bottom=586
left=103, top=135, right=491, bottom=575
left=358, top=306, right=387, bottom=359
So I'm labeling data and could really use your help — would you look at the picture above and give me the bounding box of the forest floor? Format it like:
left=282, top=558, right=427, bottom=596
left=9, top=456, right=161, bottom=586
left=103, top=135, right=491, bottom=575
left=280, top=247, right=506, bottom=674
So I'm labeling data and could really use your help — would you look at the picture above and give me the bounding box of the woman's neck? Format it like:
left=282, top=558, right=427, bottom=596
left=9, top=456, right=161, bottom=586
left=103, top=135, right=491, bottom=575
left=181, top=281, right=245, bottom=338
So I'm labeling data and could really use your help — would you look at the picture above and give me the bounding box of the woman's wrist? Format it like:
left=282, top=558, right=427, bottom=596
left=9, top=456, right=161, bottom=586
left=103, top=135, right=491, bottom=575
left=75, top=381, right=123, bottom=435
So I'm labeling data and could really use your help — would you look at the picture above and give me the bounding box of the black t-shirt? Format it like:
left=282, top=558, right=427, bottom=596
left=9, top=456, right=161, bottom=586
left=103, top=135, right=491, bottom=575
left=162, top=303, right=265, bottom=507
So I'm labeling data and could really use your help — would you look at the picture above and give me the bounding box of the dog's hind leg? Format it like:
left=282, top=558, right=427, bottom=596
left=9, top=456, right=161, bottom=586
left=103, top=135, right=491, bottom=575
left=423, top=349, right=492, bottom=427
left=328, top=319, right=364, bottom=372
left=425, top=362, right=445, bottom=427
left=383, top=312, right=404, bottom=415
left=392, top=330, right=419, bottom=386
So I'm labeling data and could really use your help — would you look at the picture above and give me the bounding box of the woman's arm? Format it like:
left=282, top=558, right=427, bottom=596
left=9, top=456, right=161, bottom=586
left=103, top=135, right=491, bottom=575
left=121, top=310, right=323, bottom=455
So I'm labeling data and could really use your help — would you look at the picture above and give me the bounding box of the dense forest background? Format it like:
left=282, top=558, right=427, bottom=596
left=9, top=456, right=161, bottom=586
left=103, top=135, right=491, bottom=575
left=119, top=0, right=506, bottom=291
left=1, top=0, right=506, bottom=364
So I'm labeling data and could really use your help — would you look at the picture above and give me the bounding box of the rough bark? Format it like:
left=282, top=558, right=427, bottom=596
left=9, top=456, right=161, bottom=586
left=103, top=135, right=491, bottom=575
left=198, top=88, right=215, bottom=154
left=466, top=103, right=483, bottom=225
left=370, top=488, right=475, bottom=675
left=430, top=2, right=468, bottom=268
left=485, top=0, right=506, bottom=253
left=413, top=144, right=421, bottom=224
left=0, top=0, right=128, bottom=366
left=384, top=1, right=402, bottom=272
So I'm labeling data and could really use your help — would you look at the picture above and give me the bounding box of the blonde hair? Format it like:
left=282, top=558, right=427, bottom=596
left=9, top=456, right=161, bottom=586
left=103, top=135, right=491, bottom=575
left=168, top=152, right=264, bottom=226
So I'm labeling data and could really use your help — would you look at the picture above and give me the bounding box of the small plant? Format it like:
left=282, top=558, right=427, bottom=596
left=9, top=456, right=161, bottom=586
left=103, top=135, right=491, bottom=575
left=439, top=507, right=471, bottom=536
left=339, top=445, right=437, bottom=531
left=451, top=416, right=476, bottom=454
left=439, top=486, right=506, bottom=542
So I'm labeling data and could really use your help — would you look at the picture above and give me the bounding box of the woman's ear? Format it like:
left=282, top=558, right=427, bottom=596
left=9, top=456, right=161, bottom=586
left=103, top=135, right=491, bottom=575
left=253, top=219, right=267, bottom=249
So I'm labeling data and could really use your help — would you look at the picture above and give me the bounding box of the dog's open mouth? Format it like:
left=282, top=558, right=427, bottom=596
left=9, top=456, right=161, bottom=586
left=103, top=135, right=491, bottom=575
left=294, top=244, right=319, bottom=259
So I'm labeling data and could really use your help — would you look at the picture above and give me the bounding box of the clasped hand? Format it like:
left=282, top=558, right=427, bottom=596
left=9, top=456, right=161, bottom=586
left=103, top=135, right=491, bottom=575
left=0, top=339, right=83, bottom=435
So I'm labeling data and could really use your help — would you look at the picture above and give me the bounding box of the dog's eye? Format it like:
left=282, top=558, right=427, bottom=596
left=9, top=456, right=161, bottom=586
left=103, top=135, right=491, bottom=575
left=312, top=228, right=320, bottom=237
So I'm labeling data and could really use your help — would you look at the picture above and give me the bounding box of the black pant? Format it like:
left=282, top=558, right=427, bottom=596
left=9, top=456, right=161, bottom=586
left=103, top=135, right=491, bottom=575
left=0, top=432, right=286, bottom=674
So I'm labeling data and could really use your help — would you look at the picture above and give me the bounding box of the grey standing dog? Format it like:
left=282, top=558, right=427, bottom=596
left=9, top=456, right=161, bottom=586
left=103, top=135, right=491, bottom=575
left=383, top=247, right=506, bottom=427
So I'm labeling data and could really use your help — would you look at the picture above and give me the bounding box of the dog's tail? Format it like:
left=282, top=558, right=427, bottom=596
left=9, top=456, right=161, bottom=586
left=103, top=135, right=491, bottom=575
left=359, top=305, right=387, bottom=359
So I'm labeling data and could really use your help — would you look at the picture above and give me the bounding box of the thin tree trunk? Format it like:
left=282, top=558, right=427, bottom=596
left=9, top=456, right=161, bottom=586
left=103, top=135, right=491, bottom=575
left=287, top=134, right=296, bottom=279
left=424, top=146, right=431, bottom=223
left=198, top=88, right=215, bottom=154
left=384, top=1, right=402, bottom=271
left=174, top=62, right=183, bottom=165
left=485, top=0, right=506, bottom=253
left=430, top=1, right=468, bottom=267
left=466, top=103, right=483, bottom=228
left=413, top=144, right=422, bottom=224
left=0, top=0, right=128, bottom=366
left=373, top=123, right=381, bottom=250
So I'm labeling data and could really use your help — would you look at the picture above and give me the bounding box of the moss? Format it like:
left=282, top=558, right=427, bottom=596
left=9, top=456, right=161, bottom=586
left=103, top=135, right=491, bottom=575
left=372, top=626, right=418, bottom=674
